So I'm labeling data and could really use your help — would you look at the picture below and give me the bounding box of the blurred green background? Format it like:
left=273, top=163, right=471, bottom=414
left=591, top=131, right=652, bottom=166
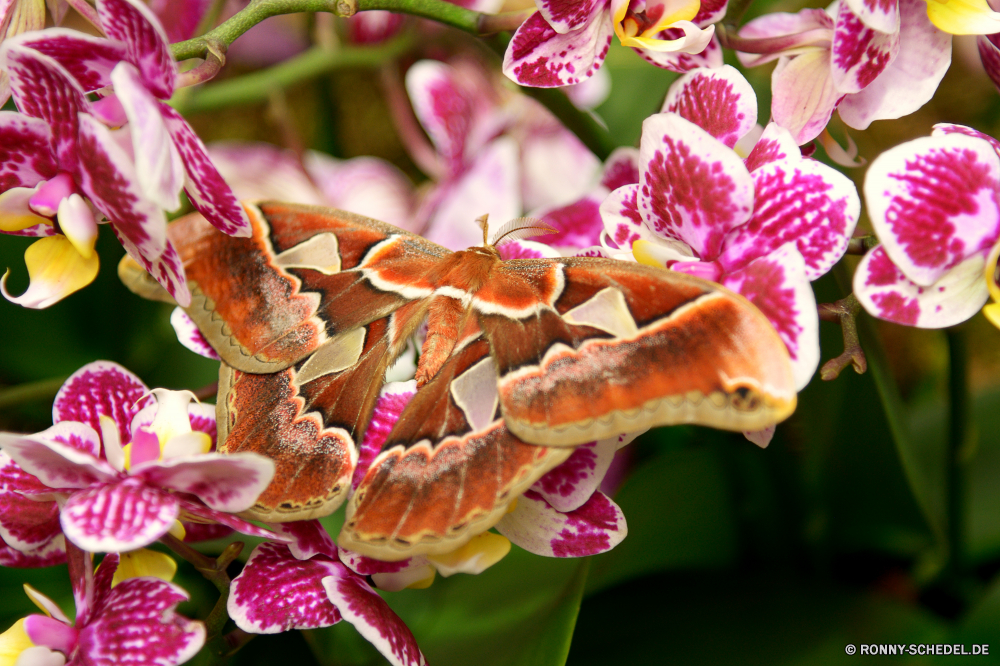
left=3, top=0, right=1000, bottom=664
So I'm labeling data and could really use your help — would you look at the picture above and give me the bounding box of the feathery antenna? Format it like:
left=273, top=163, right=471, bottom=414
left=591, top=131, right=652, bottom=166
left=489, top=217, right=557, bottom=247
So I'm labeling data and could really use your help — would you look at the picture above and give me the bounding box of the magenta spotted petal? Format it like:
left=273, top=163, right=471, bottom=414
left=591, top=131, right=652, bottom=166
left=836, top=0, right=951, bottom=131
left=15, top=29, right=128, bottom=93
left=843, top=0, right=899, bottom=35
left=113, top=231, right=192, bottom=307
left=531, top=438, right=617, bottom=513
left=661, top=66, right=757, bottom=149
left=159, top=105, right=251, bottom=238
left=175, top=497, right=279, bottom=541
left=933, top=124, right=1000, bottom=159
left=352, top=381, right=416, bottom=490
left=863, top=133, right=1000, bottom=287
left=854, top=245, right=988, bottom=327
left=743, top=122, right=801, bottom=172
left=0, top=453, right=62, bottom=556
left=53, top=361, right=149, bottom=445
left=76, top=113, right=168, bottom=264
left=229, top=542, right=343, bottom=633
left=323, top=573, right=427, bottom=666
left=0, top=424, right=114, bottom=489
left=831, top=2, right=899, bottom=95
left=503, top=9, right=615, bottom=88
left=61, top=478, right=180, bottom=552
left=135, top=452, right=274, bottom=513
left=406, top=60, right=473, bottom=175
left=77, top=577, right=205, bottom=665
left=636, top=34, right=724, bottom=73
left=339, top=548, right=416, bottom=576
left=600, top=184, right=661, bottom=251
left=96, top=0, right=177, bottom=100
left=637, top=113, right=754, bottom=259
left=1, top=538, right=65, bottom=567
left=1, top=42, right=90, bottom=167
left=721, top=244, right=819, bottom=389
left=536, top=0, right=605, bottom=33
left=496, top=489, right=626, bottom=558
left=272, top=520, right=337, bottom=560
left=536, top=195, right=606, bottom=250
left=0, top=113, right=58, bottom=191
left=718, top=157, right=860, bottom=280
left=599, top=147, right=640, bottom=191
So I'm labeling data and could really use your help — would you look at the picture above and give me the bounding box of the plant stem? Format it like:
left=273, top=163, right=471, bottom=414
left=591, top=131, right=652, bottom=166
left=945, top=326, right=969, bottom=579
left=817, top=294, right=867, bottom=380
left=0, top=376, right=68, bottom=411
left=171, top=36, right=412, bottom=113
left=170, top=0, right=515, bottom=62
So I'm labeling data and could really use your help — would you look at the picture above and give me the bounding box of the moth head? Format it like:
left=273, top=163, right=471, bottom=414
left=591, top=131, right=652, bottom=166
left=118, top=254, right=177, bottom=304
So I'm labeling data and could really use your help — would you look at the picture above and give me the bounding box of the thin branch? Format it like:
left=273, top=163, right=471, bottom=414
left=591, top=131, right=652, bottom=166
left=0, top=376, right=68, bottom=411
left=818, top=294, right=867, bottom=380
left=170, top=0, right=513, bottom=62
left=171, top=36, right=413, bottom=114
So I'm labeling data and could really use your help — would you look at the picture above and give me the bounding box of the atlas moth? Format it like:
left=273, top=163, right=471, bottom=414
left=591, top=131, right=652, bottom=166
left=120, top=202, right=796, bottom=560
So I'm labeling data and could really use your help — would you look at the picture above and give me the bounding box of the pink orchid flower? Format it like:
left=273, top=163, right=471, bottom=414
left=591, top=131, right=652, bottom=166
left=503, top=0, right=728, bottom=88
left=600, top=66, right=860, bottom=390
left=228, top=519, right=427, bottom=666
left=0, top=361, right=277, bottom=553
left=1, top=547, right=203, bottom=666
left=402, top=57, right=600, bottom=249
left=854, top=124, right=1000, bottom=328
left=734, top=0, right=951, bottom=145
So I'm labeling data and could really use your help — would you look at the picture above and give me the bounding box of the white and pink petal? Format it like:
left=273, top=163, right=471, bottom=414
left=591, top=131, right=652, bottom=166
left=175, top=497, right=279, bottom=541
left=743, top=122, right=801, bottom=172
left=863, top=133, right=1000, bottom=286
left=0, top=423, right=114, bottom=489
left=135, top=451, right=274, bottom=513
left=53, top=360, right=149, bottom=442
left=352, top=381, right=416, bottom=490
left=854, top=245, right=988, bottom=327
left=169, top=307, right=219, bottom=359
left=661, top=65, right=758, bottom=149
left=637, top=113, right=754, bottom=258
left=0, top=113, right=58, bottom=190
left=229, top=542, right=343, bottom=633
left=536, top=0, right=604, bottom=33
left=14, top=29, right=127, bottom=92
left=720, top=245, right=819, bottom=390
left=843, top=0, right=900, bottom=36
left=405, top=60, right=473, bottom=175
left=323, top=571, right=427, bottom=666
left=503, top=9, right=615, bottom=88
left=831, top=2, right=900, bottom=95
left=718, top=157, right=859, bottom=279
left=272, top=520, right=338, bottom=560
left=495, top=489, right=627, bottom=557
left=96, top=0, right=177, bottom=99
left=531, top=437, right=617, bottom=513
left=61, top=478, right=179, bottom=551
left=77, top=577, right=205, bottom=665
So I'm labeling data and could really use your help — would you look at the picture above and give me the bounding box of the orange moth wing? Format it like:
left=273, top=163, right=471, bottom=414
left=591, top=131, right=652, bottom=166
left=121, top=201, right=796, bottom=559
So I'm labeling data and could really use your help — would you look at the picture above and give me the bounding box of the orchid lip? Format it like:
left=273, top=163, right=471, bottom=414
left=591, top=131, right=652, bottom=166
left=29, top=174, right=77, bottom=217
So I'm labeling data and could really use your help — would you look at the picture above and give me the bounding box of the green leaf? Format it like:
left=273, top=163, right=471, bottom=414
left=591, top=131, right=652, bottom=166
left=306, top=546, right=588, bottom=666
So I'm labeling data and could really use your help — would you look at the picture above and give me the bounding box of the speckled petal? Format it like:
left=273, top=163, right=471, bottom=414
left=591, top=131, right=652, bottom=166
left=637, top=113, right=754, bottom=258
left=600, top=184, right=660, bottom=251
left=77, top=577, right=204, bottom=666
left=159, top=105, right=250, bottom=237
left=229, top=542, right=343, bottom=633
left=176, top=497, right=279, bottom=541
left=0, top=453, right=62, bottom=555
left=536, top=0, right=604, bottom=33
left=837, top=0, right=951, bottom=131
left=61, top=478, right=178, bottom=551
left=661, top=65, right=757, bottom=149
left=599, top=147, right=640, bottom=191
left=338, top=547, right=417, bottom=576
left=135, top=452, right=274, bottom=513
left=743, top=122, right=800, bottom=172
left=831, top=1, right=900, bottom=95
left=96, top=0, right=177, bottom=99
left=352, top=381, right=416, bottom=491
left=0, top=423, right=114, bottom=490
left=405, top=60, right=473, bottom=175
left=718, top=157, right=860, bottom=280
left=854, top=245, right=988, bottom=327
left=536, top=194, right=606, bottom=250
left=503, top=9, right=614, bottom=87
left=272, top=520, right=338, bottom=560
left=531, top=437, right=617, bottom=513
left=0, top=113, right=58, bottom=191
left=720, top=245, right=819, bottom=390
left=843, top=0, right=900, bottom=35
left=323, top=572, right=426, bottom=666
left=495, top=489, right=626, bottom=557
left=14, top=29, right=127, bottom=92
left=932, top=123, right=1000, bottom=159
left=53, top=360, right=149, bottom=443
left=863, top=133, right=1000, bottom=286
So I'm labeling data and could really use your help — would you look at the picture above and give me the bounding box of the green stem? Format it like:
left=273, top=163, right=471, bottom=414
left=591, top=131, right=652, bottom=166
left=946, top=326, right=969, bottom=579
left=172, top=36, right=412, bottom=114
left=0, top=376, right=68, bottom=411
left=170, top=0, right=516, bottom=62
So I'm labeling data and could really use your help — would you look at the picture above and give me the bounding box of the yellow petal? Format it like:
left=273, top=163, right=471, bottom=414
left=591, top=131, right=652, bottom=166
left=643, top=0, right=701, bottom=34
left=111, top=549, right=177, bottom=587
left=406, top=568, right=437, bottom=589
left=983, top=302, right=1000, bottom=328
left=1, top=236, right=99, bottom=308
left=0, top=188, right=50, bottom=233
left=426, top=532, right=511, bottom=577
left=926, top=0, right=1000, bottom=35
left=167, top=520, right=187, bottom=541
left=632, top=239, right=663, bottom=267
left=0, top=619, right=34, bottom=666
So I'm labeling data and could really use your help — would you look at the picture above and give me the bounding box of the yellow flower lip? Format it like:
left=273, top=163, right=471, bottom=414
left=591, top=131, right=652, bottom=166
left=613, top=0, right=703, bottom=49
left=1, top=235, right=100, bottom=309
left=926, top=0, right=1000, bottom=35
